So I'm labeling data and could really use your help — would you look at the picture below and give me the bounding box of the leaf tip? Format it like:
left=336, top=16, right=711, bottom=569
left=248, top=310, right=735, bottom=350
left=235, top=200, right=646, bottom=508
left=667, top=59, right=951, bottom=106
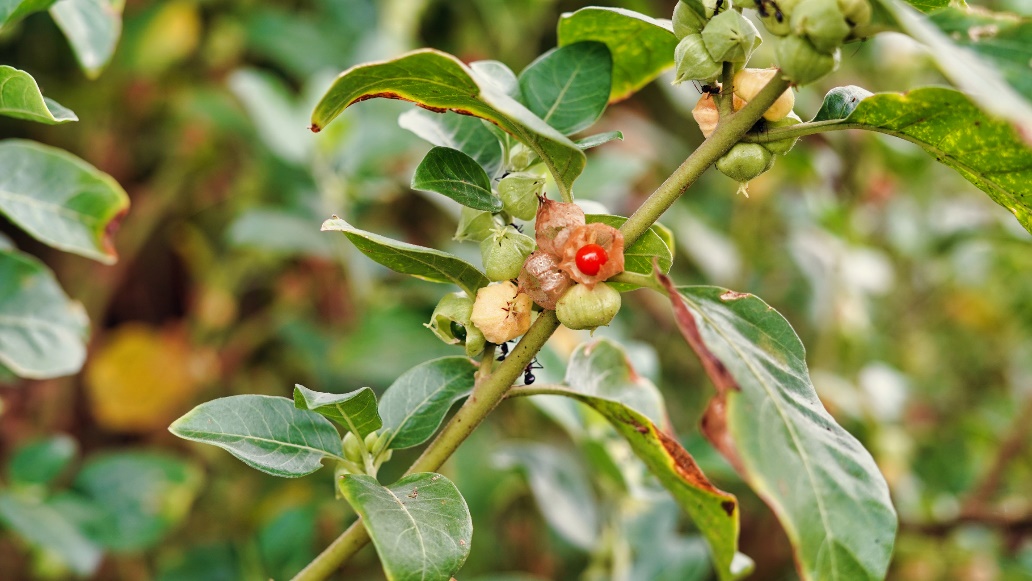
left=309, top=123, right=322, bottom=133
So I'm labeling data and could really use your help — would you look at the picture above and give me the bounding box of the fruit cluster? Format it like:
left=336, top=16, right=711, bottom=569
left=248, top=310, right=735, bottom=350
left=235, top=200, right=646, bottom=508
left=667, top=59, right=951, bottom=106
left=759, top=0, right=871, bottom=84
left=672, top=0, right=762, bottom=84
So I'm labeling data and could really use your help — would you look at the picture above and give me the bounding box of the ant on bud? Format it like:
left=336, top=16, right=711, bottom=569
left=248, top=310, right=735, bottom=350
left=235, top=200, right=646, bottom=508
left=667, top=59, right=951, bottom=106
left=522, top=358, right=543, bottom=385
left=509, top=222, right=524, bottom=234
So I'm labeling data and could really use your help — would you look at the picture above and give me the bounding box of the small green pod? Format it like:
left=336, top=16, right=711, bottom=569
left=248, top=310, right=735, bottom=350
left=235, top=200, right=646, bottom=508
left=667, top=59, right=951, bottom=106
left=761, top=112, right=802, bottom=155
left=556, top=282, right=622, bottom=331
left=837, top=0, right=871, bottom=27
left=775, top=35, right=840, bottom=85
left=673, top=0, right=707, bottom=38
left=758, top=0, right=801, bottom=36
left=454, top=206, right=501, bottom=242
left=498, top=172, right=544, bottom=221
left=425, top=291, right=486, bottom=357
left=716, top=143, right=775, bottom=182
left=342, top=432, right=365, bottom=464
left=481, top=226, right=535, bottom=282
left=791, top=0, right=850, bottom=54
left=702, top=10, right=762, bottom=63
left=673, top=33, right=722, bottom=84
left=508, top=143, right=536, bottom=172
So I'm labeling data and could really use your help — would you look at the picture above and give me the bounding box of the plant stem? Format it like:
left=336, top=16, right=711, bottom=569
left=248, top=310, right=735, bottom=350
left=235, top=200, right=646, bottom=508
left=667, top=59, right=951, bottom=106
left=718, top=61, right=735, bottom=118
left=291, top=71, right=793, bottom=581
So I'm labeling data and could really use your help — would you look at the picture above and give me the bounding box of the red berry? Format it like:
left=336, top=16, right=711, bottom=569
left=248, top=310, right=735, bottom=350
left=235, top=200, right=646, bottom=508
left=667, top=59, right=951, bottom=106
left=574, top=244, right=608, bottom=276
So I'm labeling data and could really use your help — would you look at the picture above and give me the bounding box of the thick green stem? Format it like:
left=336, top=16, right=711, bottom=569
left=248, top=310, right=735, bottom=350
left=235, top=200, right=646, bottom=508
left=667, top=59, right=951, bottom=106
left=291, top=70, right=793, bottom=581
left=717, top=61, right=735, bottom=118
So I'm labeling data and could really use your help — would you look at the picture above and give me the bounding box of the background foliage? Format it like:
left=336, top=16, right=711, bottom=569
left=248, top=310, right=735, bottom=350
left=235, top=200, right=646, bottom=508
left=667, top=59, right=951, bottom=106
left=1, top=0, right=1031, bottom=579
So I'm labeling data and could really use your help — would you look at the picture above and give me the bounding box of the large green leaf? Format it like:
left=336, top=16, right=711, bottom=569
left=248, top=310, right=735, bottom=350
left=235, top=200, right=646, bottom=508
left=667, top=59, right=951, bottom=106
left=586, top=214, right=673, bottom=276
left=293, top=385, right=382, bottom=438
left=0, top=0, right=56, bottom=28
left=310, top=49, right=585, bottom=199
left=0, top=66, right=77, bottom=124
left=398, top=109, right=504, bottom=177
left=0, top=492, right=101, bottom=576
left=411, top=146, right=502, bottom=212
left=321, top=217, right=489, bottom=297
left=379, top=357, right=477, bottom=450
left=809, top=86, right=1032, bottom=234
left=557, top=7, right=678, bottom=102
left=0, top=140, right=129, bottom=263
left=0, top=249, right=88, bottom=379
left=339, top=472, right=472, bottom=581
left=169, top=395, right=345, bottom=478
left=662, top=282, right=896, bottom=581
left=49, top=0, right=124, bottom=79
left=519, top=41, right=612, bottom=136
left=7, top=434, right=77, bottom=488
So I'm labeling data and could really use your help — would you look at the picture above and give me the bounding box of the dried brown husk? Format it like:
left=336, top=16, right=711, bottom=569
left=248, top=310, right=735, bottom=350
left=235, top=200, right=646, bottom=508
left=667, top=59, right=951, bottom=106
left=535, top=197, right=586, bottom=256
left=469, top=281, right=533, bottom=344
left=517, top=250, right=572, bottom=310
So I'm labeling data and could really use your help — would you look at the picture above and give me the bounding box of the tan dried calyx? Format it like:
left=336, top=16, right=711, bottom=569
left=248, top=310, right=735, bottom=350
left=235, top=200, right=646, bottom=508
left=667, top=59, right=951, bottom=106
left=469, top=281, right=533, bottom=344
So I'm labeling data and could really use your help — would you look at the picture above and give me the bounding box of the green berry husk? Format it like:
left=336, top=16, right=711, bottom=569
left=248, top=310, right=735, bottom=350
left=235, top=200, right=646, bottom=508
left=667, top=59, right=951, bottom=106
left=758, top=0, right=801, bottom=36
left=775, top=35, right=840, bottom=85
left=761, top=112, right=802, bottom=155
left=454, top=206, right=500, bottom=242
left=673, top=33, right=722, bottom=84
left=673, top=0, right=708, bottom=37
left=425, top=292, right=486, bottom=357
left=342, top=432, right=364, bottom=464
left=791, top=0, right=850, bottom=54
left=481, top=226, right=535, bottom=281
left=716, top=143, right=775, bottom=182
left=498, top=172, right=544, bottom=221
left=556, top=282, right=622, bottom=331
left=837, top=0, right=871, bottom=27
left=702, top=10, right=762, bottom=63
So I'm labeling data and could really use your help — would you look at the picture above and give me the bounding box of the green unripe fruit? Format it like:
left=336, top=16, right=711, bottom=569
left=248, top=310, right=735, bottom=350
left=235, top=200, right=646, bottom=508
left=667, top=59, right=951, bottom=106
left=791, top=0, right=850, bottom=54
left=673, top=34, right=721, bottom=84
left=702, top=10, right=762, bottom=63
left=454, top=206, right=500, bottom=242
left=342, top=432, right=364, bottom=464
left=716, top=143, right=775, bottom=182
left=508, top=143, right=535, bottom=171
left=761, top=112, right=802, bottom=155
left=498, top=172, right=543, bottom=221
left=758, top=0, right=801, bottom=36
left=837, top=0, right=871, bottom=27
left=673, top=0, right=707, bottom=38
left=556, top=282, right=622, bottom=331
left=775, top=35, right=840, bottom=85
left=426, top=292, right=486, bottom=357
left=481, top=226, right=535, bottom=282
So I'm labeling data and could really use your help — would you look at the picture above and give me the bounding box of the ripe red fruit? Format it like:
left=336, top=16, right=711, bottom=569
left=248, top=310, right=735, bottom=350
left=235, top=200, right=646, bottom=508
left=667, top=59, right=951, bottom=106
left=575, top=244, right=608, bottom=276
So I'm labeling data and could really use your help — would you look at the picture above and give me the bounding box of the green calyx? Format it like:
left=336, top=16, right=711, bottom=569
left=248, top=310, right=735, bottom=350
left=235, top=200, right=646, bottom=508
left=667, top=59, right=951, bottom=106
left=481, top=226, right=535, bottom=282
left=556, top=282, right=622, bottom=331
left=775, top=34, right=840, bottom=85
left=673, top=34, right=721, bottom=84
left=498, top=172, right=544, bottom=221
left=791, top=0, right=850, bottom=54
left=455, top=206, right=501, bottom=242
left=760, top=112, right=803, bottom=155
left=757, top=0, right=801, bottom=36
left=702, top=10, right=762, bottom=63
left=426, top=291, right=487, bottom=357
left=837, top=0, right=871, bottom=28
left=716, top=142, right=775, bottom=182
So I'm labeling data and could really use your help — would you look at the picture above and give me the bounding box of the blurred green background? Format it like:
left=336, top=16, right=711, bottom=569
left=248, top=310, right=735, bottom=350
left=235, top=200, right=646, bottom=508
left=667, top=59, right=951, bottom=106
left=1, top=0, right=1030, bottom=579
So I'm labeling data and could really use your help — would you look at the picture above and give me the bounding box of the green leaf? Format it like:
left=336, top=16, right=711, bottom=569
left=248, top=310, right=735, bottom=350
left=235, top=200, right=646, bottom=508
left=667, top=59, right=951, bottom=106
left=0, top=66, right=77, bottom=124
left=663, top=283, right=896, bottom=581
left=311, top=49, right=585, bottom=199
left=0, top=140, right=129, bottom=263
left=228, top=208, right=335, bottom=258
left=339, top=472, right=472, bottom=581
left=469, top=60, right=520, bottom=100
left=0, top=0, right=56, bottom=28
left=49, top=0, right=124, bottom=79
left=411, top=146, right=501, bottom=212
left=519, top=41, right=612, bottom=136
left=7, top=434, right=77, bottom=487
left=68, top=452, right=203, bottom=551
left=812, top=86, right=1032, bottom=235
left=169, top=395, right=345, bottom=478
left=379, top=357, right=477, bottom=450
left=321, top=217, right=490, bottom=297
left=575, top=130, right=623, bottom=150
left=0, top=249, right=89, bottom=379
left=293, top=385, right=382, bottom=438
left=0, top=492, right=101, bottom=576
left=557, top=7, right=678, bottom=102
left=228, top=68, right=310, bottom=164
left=901, top=0, right=949, bottom=11
left=585, top=214, right=673, bottom=275
left=398, top=109, right=504, bottom=177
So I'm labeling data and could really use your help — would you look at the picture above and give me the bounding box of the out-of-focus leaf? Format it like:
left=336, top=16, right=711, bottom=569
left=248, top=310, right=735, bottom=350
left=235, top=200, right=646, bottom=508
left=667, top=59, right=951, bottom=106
left=293, top=385, right=382, bottom=438
left=398, top=109, right=504, bottom=177
left=575, top=130, right=623, bottom=150
left=494, top=444, right=599, bottom=550
left=0, top=492, right=101, bottom=576
left=321, top=217, right=489, bottom=297
left=169, top=395, right=345, bottom=477
left=256, top=505, right=316, bottom=580
left=0, top=0, right=56, bottom=27
left=519, top=41, right=612, bottom=135
left=557, top=7, right=677, bottom=102
left=339, top=472, right=472, bottom=581
left=227, top=209, right=335, bottom=258
left=411, top=146, right=502, bottom=212
left=379, top=357, right=477, bottom=450
left=810, top=87, right=1032, bottom=235
left=311, top=49, right=585, bottom=199
left=156, top=542, right=241, bottom=581
left=228, top=68, right=310, bottom=164
left=0, top=140, right=129, bottom=263
left=0, top=66, right=77, bottom=124
left=49, top=0, right=124, bottom=79
left=7, top=434, right=77, bottom=487
left=662, top=282, right=896, bottom=581
left=627, top=499, right=713, bottom=581
left=586, top=214, right=673, bottom=276
left=68, top=452, right=203, bottom=552
left=0, top=249, right=88, bottom=379
left=125, top=0, right=200, bottom=75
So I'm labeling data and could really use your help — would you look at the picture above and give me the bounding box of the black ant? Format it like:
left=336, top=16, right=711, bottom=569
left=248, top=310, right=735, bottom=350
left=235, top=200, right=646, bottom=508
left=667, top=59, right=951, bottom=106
left=497, top=341, right=510, bottom=361
left=692, top=80, right=722, bottom=95
left=522, top=359, right=543, bottom=385
left=754, top=0, right=784, bottom=22
left=509, top=222, right=524, bottom=234
left=714, top=0, right=724, bottom=12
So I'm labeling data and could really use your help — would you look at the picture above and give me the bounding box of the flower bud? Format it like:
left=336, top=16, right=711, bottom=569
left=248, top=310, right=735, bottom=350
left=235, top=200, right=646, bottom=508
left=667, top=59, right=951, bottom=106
left=426, top=292, right=486, bottom=357
left=556, top=282, right=621, bottom=331
left=791, top=0, right=850, bottom=54
left=470, top=281, right=533, bottom=344
left=455, top=206, right=501, bottom=242
left=518, top=250, right=572, bottom=310
left=758, top=0, right=801, bottom=36
left=481, top=226, right=535, bottom=282
left=838, top=0, right=871, bottom=28
left=535, top=197, right=586, bottom=256
left=342, top=432, right=365, bottom=464
left=557, top=223, right=625, bottom=288
left=508, top=143, right=536, bottom=171
left=716, top=143, right=775, bottom=183
left=673, top=34, right=721, bottom=84
left=702, top=10, right=762, bottom=64
left=761, top=112, right=802, bottom=155
left=775, top=35, right=840, bottom=85
left=733, top=68, right=795, bottom=121
left=498, top=172, right=544, bottom=221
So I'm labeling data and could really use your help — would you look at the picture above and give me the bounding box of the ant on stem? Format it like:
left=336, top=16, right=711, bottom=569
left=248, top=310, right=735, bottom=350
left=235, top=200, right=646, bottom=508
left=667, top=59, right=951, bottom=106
left=522, top=358, right=543, bottom=385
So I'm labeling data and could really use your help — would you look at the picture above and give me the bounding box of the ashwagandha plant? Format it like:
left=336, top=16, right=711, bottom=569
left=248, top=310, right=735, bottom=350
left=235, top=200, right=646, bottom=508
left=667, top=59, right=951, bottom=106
left=170, top=1, right=1032, bottom=579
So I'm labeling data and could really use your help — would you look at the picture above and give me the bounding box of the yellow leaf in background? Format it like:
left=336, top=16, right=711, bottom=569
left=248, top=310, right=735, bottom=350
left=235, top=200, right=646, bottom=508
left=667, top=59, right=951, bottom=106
left=86, top=323, right=216, bottom=432
left=130, top=0, right=202, bottom=75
